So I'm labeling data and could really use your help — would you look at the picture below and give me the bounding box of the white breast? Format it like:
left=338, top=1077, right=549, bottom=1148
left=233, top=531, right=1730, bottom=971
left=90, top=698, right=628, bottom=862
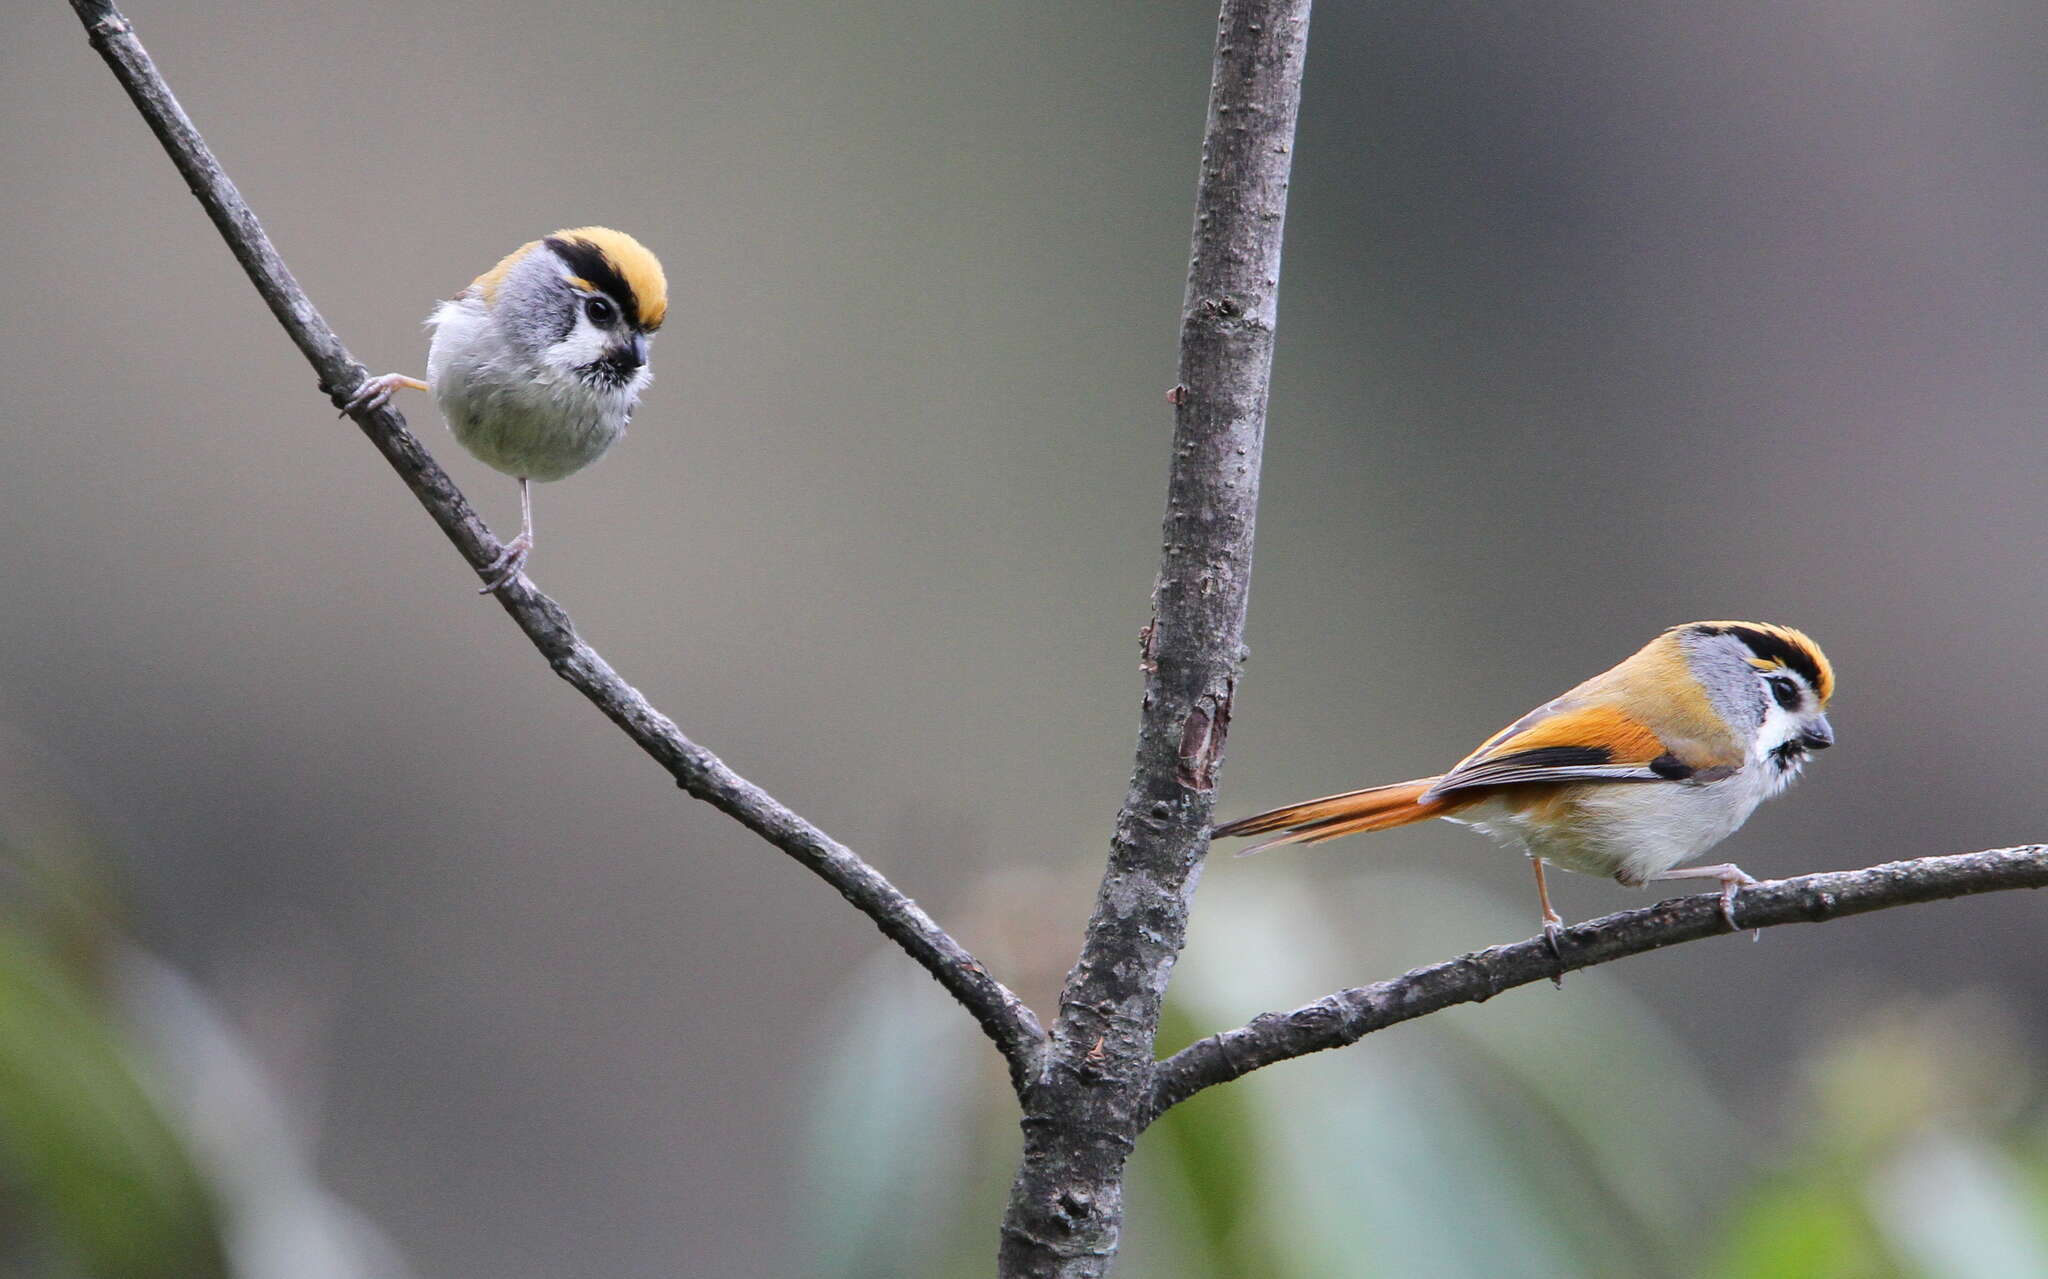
left=1449, top=756, right=1782, bottom=886
left=424, top=299, right=638, bottom=483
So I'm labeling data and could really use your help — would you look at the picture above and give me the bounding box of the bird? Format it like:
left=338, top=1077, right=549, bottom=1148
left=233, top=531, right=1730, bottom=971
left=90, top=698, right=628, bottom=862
left=346, top=227, right=668, bottom=592
left=1214, top=621, right=1835, bottom=947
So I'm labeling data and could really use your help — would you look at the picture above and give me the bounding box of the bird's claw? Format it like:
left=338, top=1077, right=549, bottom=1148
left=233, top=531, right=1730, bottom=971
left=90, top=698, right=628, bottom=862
left=341, top=372, right=425, bottom=417
left=1542, top=914, right=1567, bottom=987
left=1717, top=870, right=1760, bottom=935
left=479, top=535, right=532, bottom=594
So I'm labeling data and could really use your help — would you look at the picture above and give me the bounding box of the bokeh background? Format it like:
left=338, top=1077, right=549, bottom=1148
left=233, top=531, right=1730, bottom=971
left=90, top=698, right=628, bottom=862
left=2, top=0, right=2044, bottom=1275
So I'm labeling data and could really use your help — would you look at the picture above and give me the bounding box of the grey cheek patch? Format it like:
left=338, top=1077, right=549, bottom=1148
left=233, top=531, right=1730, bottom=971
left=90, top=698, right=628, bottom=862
left=1682, top=632, right=1773, bottom=733
left=493, top=250, right=581, bottom=356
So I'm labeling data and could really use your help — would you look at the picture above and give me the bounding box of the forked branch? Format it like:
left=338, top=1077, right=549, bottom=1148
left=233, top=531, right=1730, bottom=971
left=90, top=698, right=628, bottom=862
left=66, top=0, right=1046, bottom=1090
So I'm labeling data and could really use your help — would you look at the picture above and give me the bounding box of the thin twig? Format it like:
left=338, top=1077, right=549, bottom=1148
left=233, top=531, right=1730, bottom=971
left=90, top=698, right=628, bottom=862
left=997, top=2, right=1312, bottom=1274
left=65, top=0, right=1046, bottom=1090
left=1148, top=846, right=2048, bottom=1118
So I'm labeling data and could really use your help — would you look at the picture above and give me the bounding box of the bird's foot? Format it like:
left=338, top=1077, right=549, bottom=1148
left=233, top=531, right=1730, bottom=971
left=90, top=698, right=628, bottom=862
left=1716, top=868, right=1761, bottom=938
left=1645, top=861, right=1763, bottom=938
left=1541, top=911, right=1567, bottom=988
left=341, top=373, right=428, bottom=417
left=479, top=534, right=532, bottom=594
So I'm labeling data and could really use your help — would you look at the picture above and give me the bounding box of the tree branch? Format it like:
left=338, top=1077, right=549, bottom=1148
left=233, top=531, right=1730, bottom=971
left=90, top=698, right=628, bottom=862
left=998, top=2, right=1311, bottom=1274
left=1148, top=846, right=2048, bottom=1117
left=66, top=0, right=1046, bottom=1091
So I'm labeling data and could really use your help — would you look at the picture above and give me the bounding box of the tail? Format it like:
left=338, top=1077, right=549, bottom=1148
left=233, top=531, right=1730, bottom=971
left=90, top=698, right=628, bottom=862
left=1214, top=777, right=1456, bottom=856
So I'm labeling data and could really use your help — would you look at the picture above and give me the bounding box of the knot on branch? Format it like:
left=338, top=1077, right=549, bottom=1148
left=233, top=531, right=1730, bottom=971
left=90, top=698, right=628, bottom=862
left=1462, top=950, right=1504, bottom=1000
left=1174, top=689, right=1234, bottom=791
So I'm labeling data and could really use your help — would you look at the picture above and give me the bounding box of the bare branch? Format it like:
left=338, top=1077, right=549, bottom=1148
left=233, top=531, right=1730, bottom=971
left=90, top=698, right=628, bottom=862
left=66, top=0, right=1045, bottom=1090
left=1148, top=846, right=2048, bottom=1118
left=998, top=2, right=1311, bottom=1273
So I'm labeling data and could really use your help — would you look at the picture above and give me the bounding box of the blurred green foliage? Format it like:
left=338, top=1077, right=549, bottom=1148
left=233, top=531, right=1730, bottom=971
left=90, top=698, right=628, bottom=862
left=0, top=748, right=232, bottom=1279
left=0, top=934, right=230, bottom=1279
left=1712, top=1000, right=2048, bottom=1279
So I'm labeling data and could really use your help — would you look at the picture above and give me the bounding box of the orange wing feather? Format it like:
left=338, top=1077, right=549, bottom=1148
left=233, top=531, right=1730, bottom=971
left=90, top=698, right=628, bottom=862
left=1477, top=704, right=1667, bottom=762
left=1424, top=702, right=1686, bottom=796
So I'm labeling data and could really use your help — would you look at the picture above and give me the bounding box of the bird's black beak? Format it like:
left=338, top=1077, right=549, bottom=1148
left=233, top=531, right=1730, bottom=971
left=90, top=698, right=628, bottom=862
left=1798, top=714, right=1834, bottom=751
left=613, top=333, right=648, bottom=371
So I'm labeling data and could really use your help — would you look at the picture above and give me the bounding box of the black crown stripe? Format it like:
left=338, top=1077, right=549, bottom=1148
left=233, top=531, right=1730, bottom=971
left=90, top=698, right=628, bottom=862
left=1692, top=623, right=1825, bottom=692
left=546, top=235, right=643, bottom=330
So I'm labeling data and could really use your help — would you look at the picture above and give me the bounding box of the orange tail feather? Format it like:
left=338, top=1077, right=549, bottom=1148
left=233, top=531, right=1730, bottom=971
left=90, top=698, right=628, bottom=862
left=1214, top=777, right=1458, bottom=855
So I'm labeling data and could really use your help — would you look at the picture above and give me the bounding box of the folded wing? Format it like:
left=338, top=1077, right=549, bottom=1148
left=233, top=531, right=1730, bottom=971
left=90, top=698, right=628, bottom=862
left=1423, top=702, right=1735, bottom=800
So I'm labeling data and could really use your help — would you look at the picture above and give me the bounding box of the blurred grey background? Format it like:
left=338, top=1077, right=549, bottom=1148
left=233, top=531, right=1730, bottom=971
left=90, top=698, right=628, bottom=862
left=2, top=0, right=2044, bottom=1274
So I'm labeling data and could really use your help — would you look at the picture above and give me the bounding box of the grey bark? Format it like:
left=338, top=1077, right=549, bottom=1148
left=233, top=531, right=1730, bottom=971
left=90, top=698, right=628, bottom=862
left=65, top=0, right=1046, bottom=1093
left=995, top=4, right=1313, bottom=1275
left=1149, top=846, right=2048, bottom=1118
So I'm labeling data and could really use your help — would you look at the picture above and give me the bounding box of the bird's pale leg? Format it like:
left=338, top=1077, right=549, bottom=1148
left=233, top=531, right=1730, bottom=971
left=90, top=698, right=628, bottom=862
left=341, top=373, right=429, bottom=416
left=1530, top=855, right=1567, bottom=984
left=480, top=477, right=534, bottom=594
left=1644, top=862, right=1759, bottom=934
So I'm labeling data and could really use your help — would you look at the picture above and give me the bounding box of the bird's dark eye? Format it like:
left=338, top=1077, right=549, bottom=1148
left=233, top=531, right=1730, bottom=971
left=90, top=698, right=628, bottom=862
left=583, top=296, right=617, bottom=325
left=1769, top=675, right=1801, bottom=710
